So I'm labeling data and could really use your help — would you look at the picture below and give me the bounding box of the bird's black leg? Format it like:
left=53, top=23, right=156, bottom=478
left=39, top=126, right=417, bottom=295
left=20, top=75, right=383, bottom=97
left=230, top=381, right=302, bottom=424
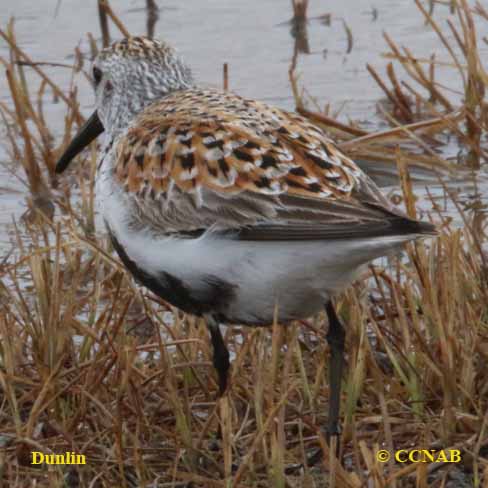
left=325, top=300, right=345, bottom=440
left=305, top=301, right=346, bottom=467
left=207, top=317, right=230, bottom=396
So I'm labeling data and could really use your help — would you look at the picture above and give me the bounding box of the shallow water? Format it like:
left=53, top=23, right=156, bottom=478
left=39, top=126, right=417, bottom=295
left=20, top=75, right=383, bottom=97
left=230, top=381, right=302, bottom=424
left=0, top=0, right=487, bottom=252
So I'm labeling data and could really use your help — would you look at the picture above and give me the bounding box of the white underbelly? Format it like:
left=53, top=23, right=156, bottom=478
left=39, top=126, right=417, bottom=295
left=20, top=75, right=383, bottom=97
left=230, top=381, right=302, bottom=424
left=118, top=228, right=363, bottom=321
left=97, top=168, right=406, bottom=324
left=108, top=205, right=411, bottom=323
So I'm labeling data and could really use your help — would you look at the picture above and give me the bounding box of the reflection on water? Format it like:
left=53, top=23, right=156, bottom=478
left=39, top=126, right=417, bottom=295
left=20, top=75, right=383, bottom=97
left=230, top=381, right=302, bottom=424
left=289, top=0, right=311, bottom=55
left=146, top=0, right=159, bottom=39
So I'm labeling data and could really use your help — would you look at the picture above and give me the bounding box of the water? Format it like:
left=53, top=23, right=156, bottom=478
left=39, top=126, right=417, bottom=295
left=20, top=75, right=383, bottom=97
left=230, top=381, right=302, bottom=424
left=0, top=0, right=487, bottom=253
left=1, top=0, right=463, bottom=112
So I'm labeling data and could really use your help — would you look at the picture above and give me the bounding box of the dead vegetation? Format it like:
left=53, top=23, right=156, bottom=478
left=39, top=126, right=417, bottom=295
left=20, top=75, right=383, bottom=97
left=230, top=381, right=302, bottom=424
left=290, top=1, right=488, bottom=174
left=0, top=1, right=487, bottom=487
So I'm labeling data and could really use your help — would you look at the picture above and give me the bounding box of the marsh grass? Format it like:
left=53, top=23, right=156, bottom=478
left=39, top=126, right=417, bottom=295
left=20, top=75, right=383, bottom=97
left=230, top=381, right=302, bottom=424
left=289, top=1, right=488, bottom=179
left=0, top=2, right=487, bottom=487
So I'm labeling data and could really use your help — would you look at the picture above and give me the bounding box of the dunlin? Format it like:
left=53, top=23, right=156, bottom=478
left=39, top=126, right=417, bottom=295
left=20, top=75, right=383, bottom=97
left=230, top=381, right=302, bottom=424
left=56, top=36, right=436, bottom=442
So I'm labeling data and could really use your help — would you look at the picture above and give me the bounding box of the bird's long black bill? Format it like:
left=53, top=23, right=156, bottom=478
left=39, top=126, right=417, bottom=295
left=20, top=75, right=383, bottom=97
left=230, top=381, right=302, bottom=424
left=55, top=111, right=104, bottom=174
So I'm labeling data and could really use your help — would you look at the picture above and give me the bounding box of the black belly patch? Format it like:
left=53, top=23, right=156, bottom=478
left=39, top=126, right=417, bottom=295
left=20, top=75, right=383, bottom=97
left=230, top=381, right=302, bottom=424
left=107, top=226, right=236, bottom=317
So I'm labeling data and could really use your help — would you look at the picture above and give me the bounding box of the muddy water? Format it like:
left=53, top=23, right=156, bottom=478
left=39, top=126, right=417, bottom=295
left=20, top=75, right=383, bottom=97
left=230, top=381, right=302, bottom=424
left=0, top=1, right=487, bottom=251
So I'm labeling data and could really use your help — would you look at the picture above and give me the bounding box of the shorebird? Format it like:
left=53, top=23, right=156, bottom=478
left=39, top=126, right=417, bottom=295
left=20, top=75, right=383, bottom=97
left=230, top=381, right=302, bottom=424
left=56, top=36, right=436, bottom=444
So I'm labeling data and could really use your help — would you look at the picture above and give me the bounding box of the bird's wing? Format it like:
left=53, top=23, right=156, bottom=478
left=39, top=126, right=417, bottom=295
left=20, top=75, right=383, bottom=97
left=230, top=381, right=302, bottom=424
left=112, top=88, right=434, bottom=239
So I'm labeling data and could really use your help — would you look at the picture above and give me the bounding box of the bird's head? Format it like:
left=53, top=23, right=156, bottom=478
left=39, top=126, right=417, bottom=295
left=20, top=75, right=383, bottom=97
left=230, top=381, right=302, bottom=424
left=56, top=36, right=192, bottom=173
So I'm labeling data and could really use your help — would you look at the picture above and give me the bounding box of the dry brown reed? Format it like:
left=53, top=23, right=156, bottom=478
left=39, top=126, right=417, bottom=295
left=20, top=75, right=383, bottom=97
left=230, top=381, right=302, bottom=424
left=289, top=1, right=488, bottom=175
left=0, top=3, right=487, bottom=487
left=379, top=1, right=486, bottom=169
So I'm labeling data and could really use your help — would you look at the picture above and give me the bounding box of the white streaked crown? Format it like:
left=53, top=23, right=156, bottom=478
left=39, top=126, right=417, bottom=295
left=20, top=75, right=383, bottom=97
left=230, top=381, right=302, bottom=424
left=92, top=36, right=193, bottom=137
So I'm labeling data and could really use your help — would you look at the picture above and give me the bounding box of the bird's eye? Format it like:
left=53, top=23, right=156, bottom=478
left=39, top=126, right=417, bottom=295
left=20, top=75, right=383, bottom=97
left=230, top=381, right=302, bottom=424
left=92, top=66, right=103, bottom=86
